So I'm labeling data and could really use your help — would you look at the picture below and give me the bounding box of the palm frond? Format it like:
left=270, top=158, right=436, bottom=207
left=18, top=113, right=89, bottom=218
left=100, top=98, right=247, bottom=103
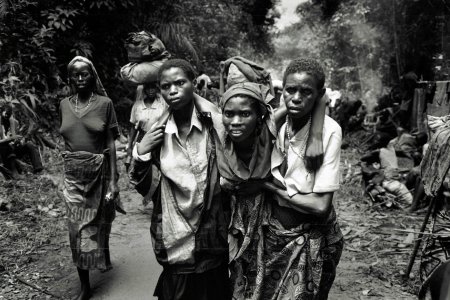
left=152, top=22, right=199, bottom=67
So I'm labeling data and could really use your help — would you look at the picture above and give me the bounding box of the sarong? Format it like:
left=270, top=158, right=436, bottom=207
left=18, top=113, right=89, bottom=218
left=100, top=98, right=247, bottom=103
left=260, top=211, right=343, bottom=300
left=62, top=150, right=115, bottom=270
left=229, top=192, right=268, bottom=300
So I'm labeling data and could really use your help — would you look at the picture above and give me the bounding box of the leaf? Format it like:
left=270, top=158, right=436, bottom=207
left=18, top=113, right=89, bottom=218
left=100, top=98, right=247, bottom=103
left=0, top=0, right=8, bottom=18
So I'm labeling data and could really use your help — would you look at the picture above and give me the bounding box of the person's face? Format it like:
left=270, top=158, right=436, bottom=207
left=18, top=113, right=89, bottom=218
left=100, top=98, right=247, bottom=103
left=283, top=72, right=324, bottom=120
left=222, top=96, right=259, bottom=143
left=143, top=82, right=158, bottom=100
left=69, top=62, right=94, bottom=93
left=159, top=67, right=195, bottom=110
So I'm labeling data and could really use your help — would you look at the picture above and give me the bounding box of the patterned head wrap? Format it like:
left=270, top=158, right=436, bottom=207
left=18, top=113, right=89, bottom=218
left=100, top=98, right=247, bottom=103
left=67, top=56, right=108, bottom=97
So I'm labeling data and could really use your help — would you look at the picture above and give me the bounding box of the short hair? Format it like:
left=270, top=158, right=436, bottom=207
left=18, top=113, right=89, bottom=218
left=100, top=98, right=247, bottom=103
left=158, top=59, right=196, bottom=82
left=283, top=58, right=325, bottom=89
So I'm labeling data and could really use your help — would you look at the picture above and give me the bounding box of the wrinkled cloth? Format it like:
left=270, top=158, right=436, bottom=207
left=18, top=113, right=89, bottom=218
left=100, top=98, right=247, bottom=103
left=67, top=56, right=108, bottom=97
left=62, top=150, right=115, bottom=270
left=419, top=194, right=450, bottom=299
left=125, top=31, right=171, bottom=62
left=433, top=81, right=449, bottom=106
left=216, top=83, right=278, bottom=299
left=219, top=56, right=273, bottom=95
left=259, top=213, right=343, bottom=300
left=421, top=126, right=450, bottom=196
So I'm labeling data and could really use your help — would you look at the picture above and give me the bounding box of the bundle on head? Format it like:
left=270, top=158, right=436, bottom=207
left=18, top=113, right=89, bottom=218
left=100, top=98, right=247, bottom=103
left=219, top=56, right=274, bottom=97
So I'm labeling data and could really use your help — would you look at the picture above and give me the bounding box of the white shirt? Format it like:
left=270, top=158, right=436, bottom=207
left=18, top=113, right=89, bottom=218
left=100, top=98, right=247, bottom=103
left=134, top=106, right=208, bottom=265
left=130, top=86, right=168, bottom=132
left=271, top=115, right=342, bottom=196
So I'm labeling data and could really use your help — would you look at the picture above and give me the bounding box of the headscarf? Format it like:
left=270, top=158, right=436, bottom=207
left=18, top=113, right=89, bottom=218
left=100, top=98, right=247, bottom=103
left=67, top=56, right=108, bottom=97
left=221, top=82, right=273, bottom=114
left=217, top=82, right=277, bottom=182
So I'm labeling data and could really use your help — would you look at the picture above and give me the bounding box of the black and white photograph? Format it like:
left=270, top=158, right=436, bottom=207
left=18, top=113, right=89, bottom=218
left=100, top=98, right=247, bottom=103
left=1, top=0, right=450, bottom=299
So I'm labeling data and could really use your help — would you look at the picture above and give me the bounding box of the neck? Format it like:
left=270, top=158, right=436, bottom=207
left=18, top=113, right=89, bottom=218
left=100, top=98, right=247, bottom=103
left=173, top=100, right=194, bottom=127
left=233, top=135, right=255, bottom=165
left=289, top=114, right=310, bottom=136
left=234, top=135, right=255, bottom=153
left=77, top=91, right=93, bottom=103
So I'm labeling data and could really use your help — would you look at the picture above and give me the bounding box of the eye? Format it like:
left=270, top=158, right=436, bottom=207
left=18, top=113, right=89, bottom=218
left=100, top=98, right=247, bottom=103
left=224, top=111, right=233, bottom=118
left=241, top=112, right=251, bottom=117
left=301, top=89, right=313, bottom=96
left=285, top=87, right=296, bottom=94
left=175, top=80, right=186, bottom=87
left=160, top=84, right=170, bottom=90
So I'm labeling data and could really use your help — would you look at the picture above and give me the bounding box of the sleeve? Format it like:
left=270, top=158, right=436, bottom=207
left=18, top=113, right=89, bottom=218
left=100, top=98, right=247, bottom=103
left=130, top=102, right=138, bottom=125
left=106, top=98, right=120, bottom=139
left=132, top=143, right=151, bottom=161
left=313, top=125, right=342, bottom=193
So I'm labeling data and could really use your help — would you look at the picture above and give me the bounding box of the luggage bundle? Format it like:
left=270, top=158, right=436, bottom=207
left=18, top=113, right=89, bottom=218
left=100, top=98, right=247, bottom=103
left=120, top=31, right=171, bottom=85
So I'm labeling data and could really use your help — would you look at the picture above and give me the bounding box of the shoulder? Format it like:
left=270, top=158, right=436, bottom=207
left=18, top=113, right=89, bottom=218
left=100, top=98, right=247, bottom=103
left=323, top=115, right=342, bottom=147
left=323, top=115, right=342, bottom=138
left=60, top=96, right=71, bottom=106
left=95, top=95, right=113, bottom=106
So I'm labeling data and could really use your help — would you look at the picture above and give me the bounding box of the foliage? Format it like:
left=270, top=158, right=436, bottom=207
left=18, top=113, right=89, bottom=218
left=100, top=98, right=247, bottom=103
left=271, top=0, right=449, bottom=111
left=0, top=0, right=277, bottom=131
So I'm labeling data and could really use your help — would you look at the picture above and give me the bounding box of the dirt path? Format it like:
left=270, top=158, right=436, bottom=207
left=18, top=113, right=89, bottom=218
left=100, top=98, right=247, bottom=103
left=2, top=153, right=422, bottom=300
left=62, top=190, right=162, bottom=300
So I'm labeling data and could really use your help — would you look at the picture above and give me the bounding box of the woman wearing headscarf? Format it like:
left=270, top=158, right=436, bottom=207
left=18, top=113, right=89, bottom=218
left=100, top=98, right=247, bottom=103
left=213, top=82, right=326, bottom=299
left=60, top=56, right=120, bottom=300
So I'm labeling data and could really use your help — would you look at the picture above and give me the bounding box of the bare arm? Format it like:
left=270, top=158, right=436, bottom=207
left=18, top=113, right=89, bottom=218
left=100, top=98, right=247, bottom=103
left=273, top=98, right=288, bottom=130
left=305, top=94, right=327, bottom=172
left=107, top=128, right=119, bottom=199
left=263, top=181, right=333, bottom=217
left=127, top=125, right=137, bottom=157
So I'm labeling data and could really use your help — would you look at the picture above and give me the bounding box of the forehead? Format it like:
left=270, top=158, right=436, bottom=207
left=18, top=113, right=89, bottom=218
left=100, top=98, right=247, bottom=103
left=160, top=67, right=191, bottom=82
left=70, top=61, right=92, bottom=73
left=224, top=96, right=254, bottom=110
left=284, top=72, right=318, bottom=88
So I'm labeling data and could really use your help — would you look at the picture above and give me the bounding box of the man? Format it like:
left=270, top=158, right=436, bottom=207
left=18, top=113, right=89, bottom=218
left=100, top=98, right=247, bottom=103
left=132, top=59, right=230, bottom=300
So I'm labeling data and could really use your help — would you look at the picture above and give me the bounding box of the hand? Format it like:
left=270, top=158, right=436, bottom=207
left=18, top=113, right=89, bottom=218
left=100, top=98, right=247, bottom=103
left=234, top=180, right=264, bottom=196
left=305, top=132, right=323, bottom=172
left=137, top=125, right=165, bottom=155
left=108, top=180, right=120, bottom=202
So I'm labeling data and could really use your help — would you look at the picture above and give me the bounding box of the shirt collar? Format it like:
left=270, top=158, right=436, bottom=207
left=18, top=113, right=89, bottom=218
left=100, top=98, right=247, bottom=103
left=165, top=105, right=203, bottom=137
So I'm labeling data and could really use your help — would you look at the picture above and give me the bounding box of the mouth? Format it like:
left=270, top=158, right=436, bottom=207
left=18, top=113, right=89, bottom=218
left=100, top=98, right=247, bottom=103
left=229, top=129, right=244, bottom=137
left=169, top=98, right=181, bottom=104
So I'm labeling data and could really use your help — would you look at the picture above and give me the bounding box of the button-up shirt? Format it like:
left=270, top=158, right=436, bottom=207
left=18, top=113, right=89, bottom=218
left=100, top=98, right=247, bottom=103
left=159, top=106, right=208, bottom=264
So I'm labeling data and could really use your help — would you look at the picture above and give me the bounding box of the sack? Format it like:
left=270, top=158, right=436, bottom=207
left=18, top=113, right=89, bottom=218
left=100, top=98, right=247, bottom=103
left=120, top=59, right=167, bottom=85
left=125, top=31, right=169, bottom=62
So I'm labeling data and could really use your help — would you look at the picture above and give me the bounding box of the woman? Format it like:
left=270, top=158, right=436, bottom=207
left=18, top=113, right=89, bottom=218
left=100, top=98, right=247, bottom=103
left=213, top=81, right=326, bottom=299
left=262, top=58, right=343, bottom=300
left=59, top=56, right=120, bottom=300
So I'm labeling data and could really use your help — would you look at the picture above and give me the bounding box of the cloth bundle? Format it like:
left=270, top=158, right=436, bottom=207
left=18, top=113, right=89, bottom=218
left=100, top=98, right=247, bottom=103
left=120, top=31, right=170, bottom=85
left=219, top=56, right=274, bottom=97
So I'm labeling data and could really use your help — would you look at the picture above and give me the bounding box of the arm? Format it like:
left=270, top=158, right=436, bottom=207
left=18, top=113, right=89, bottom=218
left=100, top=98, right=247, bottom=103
left=273, top=97, right=288, bottom=130
left=263, top=181, right=333, bottom=217
left=305, top=94, right=327, bottom=172
left=107, top=128, right=119, bottom=199
left=127, top=124, right=138, bottom=157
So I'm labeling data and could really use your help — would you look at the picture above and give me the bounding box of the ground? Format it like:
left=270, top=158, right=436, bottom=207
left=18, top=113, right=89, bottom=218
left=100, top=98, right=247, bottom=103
left=0, top=136, right=426, bottom=300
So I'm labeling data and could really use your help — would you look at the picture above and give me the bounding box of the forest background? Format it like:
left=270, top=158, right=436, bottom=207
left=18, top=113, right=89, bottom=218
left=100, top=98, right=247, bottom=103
left=0, top=0, right=449, bottom=132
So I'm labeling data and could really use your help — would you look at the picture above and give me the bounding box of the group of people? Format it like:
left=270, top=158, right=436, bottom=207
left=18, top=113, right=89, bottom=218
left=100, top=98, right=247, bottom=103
left=59, top=53, right=344, bottom=300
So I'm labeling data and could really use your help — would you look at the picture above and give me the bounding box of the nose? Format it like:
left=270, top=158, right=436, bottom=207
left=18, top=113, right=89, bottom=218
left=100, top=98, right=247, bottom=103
left=291, top=91, right=302, bottom=103
left=169, top=85, right=177, bottom=96
left=230, top=115, right=242, bottom=126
